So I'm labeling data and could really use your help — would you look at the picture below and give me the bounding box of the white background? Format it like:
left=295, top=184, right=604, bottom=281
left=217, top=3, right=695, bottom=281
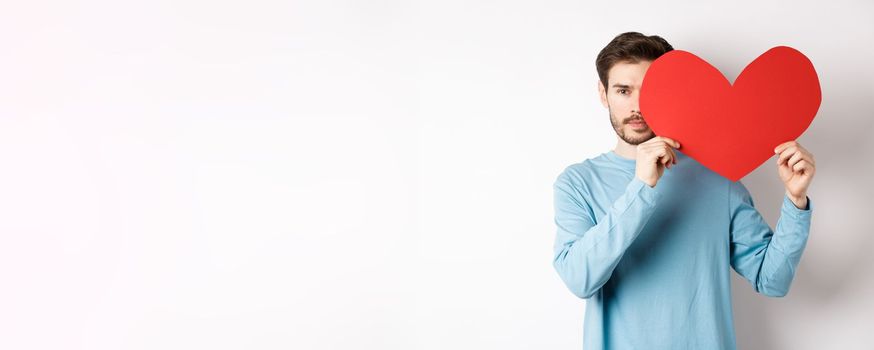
left=1, top=0, right=872, bottom=349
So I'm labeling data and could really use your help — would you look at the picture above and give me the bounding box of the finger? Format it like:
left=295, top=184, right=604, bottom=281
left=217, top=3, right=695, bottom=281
left=652, top=146, right=667, bottom=161
left=667, top=145, right=677, bottom=166
left=774, top=141, right=797, bottom=154
left=787, top=152, right=804, bottom=168
left=777, top=147, right=798, bottom=165
left=651, top=145, right=670, bottom=166
left=658, top=145, right=675, bottom=169
left=794, top=146, right=813, bottom=162
left=659, top=137, right=681, bottom=149
left=800, top=152, right=815, bottom=166
left=792, top=160, right=806, bottom=172
left=647, top=137, right=670, bottom=148
left=793, top=160, right=814, bottom=174
left=659, top=143, right=677, bottom=165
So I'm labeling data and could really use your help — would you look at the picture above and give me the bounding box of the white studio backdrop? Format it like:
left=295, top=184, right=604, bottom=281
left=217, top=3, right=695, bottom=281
left=1, top=0, right=872, bottom=349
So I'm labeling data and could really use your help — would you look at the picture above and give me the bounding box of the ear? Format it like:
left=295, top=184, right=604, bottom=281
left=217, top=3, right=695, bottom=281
left=597, top=80, right=608, bottom=108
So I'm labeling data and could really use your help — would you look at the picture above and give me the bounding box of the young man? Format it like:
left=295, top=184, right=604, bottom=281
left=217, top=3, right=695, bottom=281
left=552, top=32, right=815, bottom=349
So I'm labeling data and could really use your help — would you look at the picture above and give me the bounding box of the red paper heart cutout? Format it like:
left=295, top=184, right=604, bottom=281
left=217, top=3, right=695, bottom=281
left=639, top=46, right=821, bottom=181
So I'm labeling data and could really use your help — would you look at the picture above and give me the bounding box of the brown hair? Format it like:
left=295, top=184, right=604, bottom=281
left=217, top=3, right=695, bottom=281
left=596, top=32, right=674, bottom=88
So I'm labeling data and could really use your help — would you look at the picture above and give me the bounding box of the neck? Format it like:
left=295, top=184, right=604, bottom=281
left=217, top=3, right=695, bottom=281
left=613, top=138, right=638, bottom=160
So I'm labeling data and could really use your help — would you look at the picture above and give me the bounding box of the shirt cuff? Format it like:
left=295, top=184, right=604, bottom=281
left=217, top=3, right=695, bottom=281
left=628, top=176, right=662, bottom=204
left=782, top=193, right=812, bottom=217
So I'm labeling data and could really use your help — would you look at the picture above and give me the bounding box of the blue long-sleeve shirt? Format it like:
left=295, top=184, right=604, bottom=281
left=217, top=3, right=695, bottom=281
left=552, top=149, right=812, bottom=350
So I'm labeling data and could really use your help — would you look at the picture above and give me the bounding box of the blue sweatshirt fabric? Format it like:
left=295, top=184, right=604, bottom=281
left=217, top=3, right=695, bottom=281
left=552, top=149, right=812, bottom=350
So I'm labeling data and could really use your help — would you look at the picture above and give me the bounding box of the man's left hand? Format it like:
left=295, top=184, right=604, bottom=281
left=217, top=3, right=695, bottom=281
left=774, top=141, right=815, bottom=209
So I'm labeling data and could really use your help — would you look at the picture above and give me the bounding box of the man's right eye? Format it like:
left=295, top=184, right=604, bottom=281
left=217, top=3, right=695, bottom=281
left=618, top=89, right=628, bottom=95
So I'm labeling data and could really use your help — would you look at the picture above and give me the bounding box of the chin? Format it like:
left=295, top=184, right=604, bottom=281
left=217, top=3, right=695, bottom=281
left=633, top=133, right=656, bottom=145
left=628, top=127, right=652, bottom=134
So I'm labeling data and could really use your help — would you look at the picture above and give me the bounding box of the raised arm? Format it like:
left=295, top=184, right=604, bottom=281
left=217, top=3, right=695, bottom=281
left=729, top=180, right=812, bottom=297
left=552, top=173, right=661, bottom=299
left=553, top=137, right=680, bottom=299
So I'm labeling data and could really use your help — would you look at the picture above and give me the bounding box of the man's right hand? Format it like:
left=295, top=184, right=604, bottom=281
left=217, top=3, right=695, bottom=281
left=635, top=136, right=681, bottom=188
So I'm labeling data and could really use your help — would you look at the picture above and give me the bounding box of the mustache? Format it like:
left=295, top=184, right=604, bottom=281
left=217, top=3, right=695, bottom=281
left=625, top=115, right=645, bottom=124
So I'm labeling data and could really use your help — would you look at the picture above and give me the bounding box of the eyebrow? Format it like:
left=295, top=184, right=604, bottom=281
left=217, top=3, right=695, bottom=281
left=611, top=84, right=633, bottom=89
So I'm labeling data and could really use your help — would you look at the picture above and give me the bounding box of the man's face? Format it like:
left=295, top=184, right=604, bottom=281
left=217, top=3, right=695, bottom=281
left=598, top=60, right=654, bottom=146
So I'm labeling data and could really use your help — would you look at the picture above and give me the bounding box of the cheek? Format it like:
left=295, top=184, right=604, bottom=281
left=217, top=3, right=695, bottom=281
left=608, top=96, right=631, bottom=111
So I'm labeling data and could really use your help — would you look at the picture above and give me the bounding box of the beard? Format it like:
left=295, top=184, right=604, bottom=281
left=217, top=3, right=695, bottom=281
left=608, top=105, right=655, bottom=146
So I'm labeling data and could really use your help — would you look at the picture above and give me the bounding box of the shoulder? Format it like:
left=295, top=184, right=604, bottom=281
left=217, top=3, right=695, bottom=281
left=554, top=157, right=600, bottom=188
left=553, top=155, right=610, bottom=203
left=728, top=180, right=754, bottom=206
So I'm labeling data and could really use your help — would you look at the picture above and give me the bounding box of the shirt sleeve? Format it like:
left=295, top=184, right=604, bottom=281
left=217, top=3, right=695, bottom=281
left=552, top=171, right=661, bottom=299
left=728, top=180, right=813, bottom=297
